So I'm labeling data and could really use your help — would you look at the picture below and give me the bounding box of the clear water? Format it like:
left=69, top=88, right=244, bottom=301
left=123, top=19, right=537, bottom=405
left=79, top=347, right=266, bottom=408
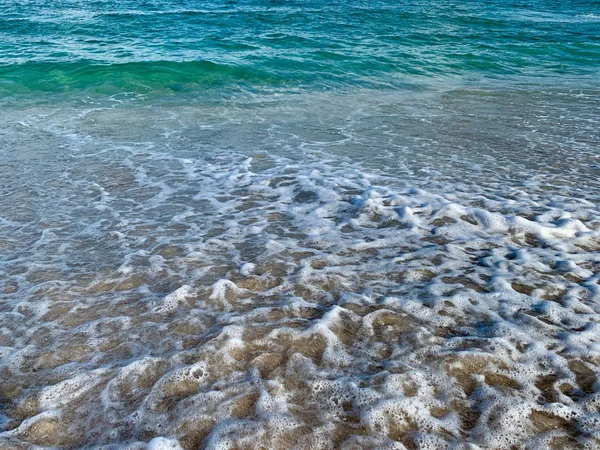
left=1, top=1, right=600, bottom=449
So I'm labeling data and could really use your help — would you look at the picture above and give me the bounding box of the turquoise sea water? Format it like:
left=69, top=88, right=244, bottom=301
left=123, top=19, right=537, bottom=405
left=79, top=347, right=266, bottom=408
left=1, top=0, right=599, bottom=101
left=1, top=1, right=600, bottom=449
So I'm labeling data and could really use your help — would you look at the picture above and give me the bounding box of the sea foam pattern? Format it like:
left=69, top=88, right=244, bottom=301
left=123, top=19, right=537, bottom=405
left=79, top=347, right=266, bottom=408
left=0, top=94, right=599, bottom=448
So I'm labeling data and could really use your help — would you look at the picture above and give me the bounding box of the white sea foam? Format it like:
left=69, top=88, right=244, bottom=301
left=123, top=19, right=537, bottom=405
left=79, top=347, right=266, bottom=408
left=0, top=87, right=599, bottom=448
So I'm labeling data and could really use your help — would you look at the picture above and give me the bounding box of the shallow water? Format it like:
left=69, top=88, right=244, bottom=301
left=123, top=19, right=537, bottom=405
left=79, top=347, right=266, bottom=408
left=1, top=1, right=600, bottom=449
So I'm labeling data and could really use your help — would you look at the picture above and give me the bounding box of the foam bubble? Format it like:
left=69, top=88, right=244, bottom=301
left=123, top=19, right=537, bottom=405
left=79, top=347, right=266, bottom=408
left=146, top=437, right=184, bottom=450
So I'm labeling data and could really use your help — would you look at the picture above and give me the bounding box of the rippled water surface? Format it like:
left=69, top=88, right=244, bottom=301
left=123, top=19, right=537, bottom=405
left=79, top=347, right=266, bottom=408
left=1, top=1, right=600, bottom=449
